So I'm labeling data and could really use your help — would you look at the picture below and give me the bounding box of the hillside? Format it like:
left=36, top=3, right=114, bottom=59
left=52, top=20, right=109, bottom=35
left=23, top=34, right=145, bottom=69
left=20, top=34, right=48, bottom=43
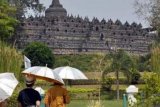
left=54, top=54, right=108, bottom=72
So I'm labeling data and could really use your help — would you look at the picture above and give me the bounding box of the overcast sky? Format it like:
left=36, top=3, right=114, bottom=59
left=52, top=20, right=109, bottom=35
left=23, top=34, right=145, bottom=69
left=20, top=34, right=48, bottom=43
left=39, top=0, right=148, bottom=27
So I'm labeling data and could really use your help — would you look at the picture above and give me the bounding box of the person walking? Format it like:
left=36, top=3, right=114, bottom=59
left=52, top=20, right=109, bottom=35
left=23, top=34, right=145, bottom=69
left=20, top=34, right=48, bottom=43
left=17, top=76, right=41, bottom=107
left=44, top=82, right=70, bottom=107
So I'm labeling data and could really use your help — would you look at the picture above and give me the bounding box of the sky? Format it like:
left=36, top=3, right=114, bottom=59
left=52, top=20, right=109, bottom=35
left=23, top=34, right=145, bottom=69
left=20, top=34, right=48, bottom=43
left=39, top=0, right=148, bottom=27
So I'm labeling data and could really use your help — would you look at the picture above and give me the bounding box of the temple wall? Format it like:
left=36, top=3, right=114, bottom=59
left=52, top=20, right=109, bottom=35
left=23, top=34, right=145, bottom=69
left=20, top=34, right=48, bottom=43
left=15, top=1, right=156, bottom=55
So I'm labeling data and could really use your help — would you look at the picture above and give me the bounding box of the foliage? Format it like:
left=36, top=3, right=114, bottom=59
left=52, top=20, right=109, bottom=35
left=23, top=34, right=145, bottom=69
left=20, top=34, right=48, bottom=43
left=138, top=46, right=160, bottom=106
left=54, top=54, right=110, bottom=72
left=141, top=73, right=160, bottom=106
left=102, top=77, right=113, bottom=91
left=137, top=54, right=151, bottom=72
left=151, top=46, right=160, bottom=74
left=109, top=50, right=136, bottom=83
left=134, top=0, right=160, bottom=45
left=8, top=0, right=45, bottom=18
left=93, top=53, right=111, bottom=74
left=23, top=42, right=55, bottom=68
left=107, top=49, right=136, bottom=99
left=68, top=88, right=97, bottom=93
left=130, top=71, right=141, bottom=84
left=134, top=0, right=160, bottom=28
left=128, top=96, right=138, bottom=107
left=8, top=92, right=18, bottom=107
left=0, top=0, right=18, bottom=41
left=71, top=79, right=99, bottom=85
left=0, top=41, right=23, bottom=78
left=137, top=47, right=160, bottom=106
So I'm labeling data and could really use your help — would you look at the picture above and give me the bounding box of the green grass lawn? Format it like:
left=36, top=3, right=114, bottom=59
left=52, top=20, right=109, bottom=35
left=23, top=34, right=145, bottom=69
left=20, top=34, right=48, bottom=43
left=41, top=100, right=122, bottom=107
left=67, top=100, right=122, bottom=107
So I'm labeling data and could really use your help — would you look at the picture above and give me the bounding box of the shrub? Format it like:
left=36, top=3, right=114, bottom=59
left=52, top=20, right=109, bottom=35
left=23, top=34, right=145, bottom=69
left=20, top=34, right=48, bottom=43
left=23, top=42, right=54, bottom=68
left=70, top=79, right=99, bottom=85
left=139, top=73, right=160, bottom=107
left=68, top=88, right=98, bottom=100
left=68, top=88, right=97, bottom=93
left=102, top=77, right=113, bottom=91
left=131, top=71, right=141, bottom=84
left=8, top=93, right=18, bottom=107
left=109, top=77, right=128, bottom=84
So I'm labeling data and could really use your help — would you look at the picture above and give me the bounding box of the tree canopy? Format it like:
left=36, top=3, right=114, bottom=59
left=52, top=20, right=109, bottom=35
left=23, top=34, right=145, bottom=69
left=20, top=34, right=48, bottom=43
left=0, top=0, right=18, bottom=41
left=142, top=47, right=160, bottom=106
left=23, top=42, right=55, bottom=68
left=107, top=49, right=139, bottom=99
left=134, top=0, right=160, bottom=28
left=109, top=50, right=136, bottom=77
left=134, top=0, right=160, bottom=45
left=8, top=0, right=45, bottom=18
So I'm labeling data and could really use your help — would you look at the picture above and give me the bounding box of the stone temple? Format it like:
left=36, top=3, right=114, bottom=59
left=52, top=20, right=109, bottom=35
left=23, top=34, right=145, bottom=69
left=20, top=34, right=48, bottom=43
left=16, top=0, right=156, bottom=54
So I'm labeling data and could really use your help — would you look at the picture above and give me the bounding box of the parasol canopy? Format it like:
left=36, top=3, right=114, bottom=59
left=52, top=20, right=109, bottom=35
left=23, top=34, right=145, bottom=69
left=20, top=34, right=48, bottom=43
left=53, top=66, right=88, bottom=80
left=22, top=66, right=64, bottom=85
left=0, top=73, right=18, bottom=102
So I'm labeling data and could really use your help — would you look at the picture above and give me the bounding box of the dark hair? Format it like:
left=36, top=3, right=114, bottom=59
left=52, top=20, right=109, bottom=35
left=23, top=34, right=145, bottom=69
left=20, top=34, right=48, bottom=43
left=26, top=82, right=34, bottom=87
left=54, top=82, right=63, bottom=86
left=25, top=79, right=35, bottom=87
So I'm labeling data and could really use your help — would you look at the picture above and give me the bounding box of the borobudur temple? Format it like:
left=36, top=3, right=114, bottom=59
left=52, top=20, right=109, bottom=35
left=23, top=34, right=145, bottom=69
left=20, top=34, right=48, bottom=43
left=15, top=0, right=156, bottom=55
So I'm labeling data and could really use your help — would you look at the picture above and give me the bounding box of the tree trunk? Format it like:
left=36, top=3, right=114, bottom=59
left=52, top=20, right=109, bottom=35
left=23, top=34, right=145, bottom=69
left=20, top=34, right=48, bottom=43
left=116, top=70, right=120, bottom=100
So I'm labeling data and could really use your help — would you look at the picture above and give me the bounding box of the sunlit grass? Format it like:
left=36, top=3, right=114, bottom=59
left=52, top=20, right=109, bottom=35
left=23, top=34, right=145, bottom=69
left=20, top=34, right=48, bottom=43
left=67, top=100, right=122, bottom=107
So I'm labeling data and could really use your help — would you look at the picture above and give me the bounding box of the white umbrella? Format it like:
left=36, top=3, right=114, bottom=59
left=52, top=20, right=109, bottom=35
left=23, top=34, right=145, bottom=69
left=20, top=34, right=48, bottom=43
left=22, top=66, right=64, bottom=85
left=24, top=55, right=31, bottom=69
left=126, top=85, right=138, bottom=93
left=35, top=87, right=45, bottom=95
left=53, top=66, right=88, bottom=80
left=0, top=73, right=18, bottom=102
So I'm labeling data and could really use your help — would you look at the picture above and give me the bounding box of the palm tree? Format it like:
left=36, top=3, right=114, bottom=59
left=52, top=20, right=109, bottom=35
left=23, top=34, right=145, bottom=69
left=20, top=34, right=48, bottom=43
left=110, top=50, right=122, bottom=100
left=108, top=49, right=135, bottom=100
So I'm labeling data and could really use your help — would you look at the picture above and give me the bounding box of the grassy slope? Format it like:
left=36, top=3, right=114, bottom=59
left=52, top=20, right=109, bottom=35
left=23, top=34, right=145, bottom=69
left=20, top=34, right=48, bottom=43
left=54, top=54, right=107, bottom=72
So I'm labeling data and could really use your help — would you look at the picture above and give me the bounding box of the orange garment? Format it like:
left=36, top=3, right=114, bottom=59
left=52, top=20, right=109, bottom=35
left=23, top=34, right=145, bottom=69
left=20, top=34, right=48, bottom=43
left=44, top=85, right=70, bottom=107
left=0, top=100, right=7, bottom=107
left=0, top=102, right=3, bottom=107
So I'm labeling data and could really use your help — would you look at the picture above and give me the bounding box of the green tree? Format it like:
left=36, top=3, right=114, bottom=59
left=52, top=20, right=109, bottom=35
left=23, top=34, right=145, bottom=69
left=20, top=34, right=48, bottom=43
left=137, top=54, right=151, bottom=72
left=23, top=42, right=55, bottom=68
left=140, top=46, right=160, bottom=107
left=108, top=49, right=136, bottom=100
left=142, top=72, right=160, bottom=107
left=134, top=0, right=160, bottom=43
left=8, top=0, right=45, bottom=18
left=0, top=0, right=18, bottom=41
left=134, top=0, right=160, bottom=28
